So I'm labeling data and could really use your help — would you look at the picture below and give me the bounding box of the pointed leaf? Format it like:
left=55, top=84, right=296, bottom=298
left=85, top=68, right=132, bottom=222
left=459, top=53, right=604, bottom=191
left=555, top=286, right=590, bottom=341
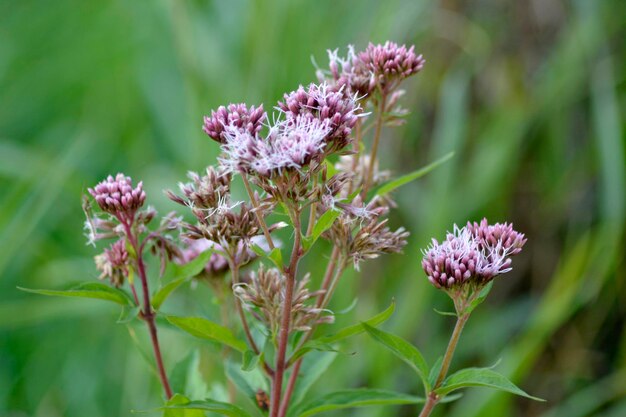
left=295, top=389, right=424, bottom=417
left=18, top=282, right=134, bottom=306
left=225, top=359, right=269, bottom=401
left=435, top=367, right=545, bottom=401
left=291, top=301, right=395, bottom=363
left=363, top=323, right=430, bottom=392
left=372, top=152, right=454, bottom=197
left=317, top=301, right=395, bottom=344
left=162, top=394, right=205, bottom=417
left=167, top=316, right=247, bottom=352
left=163, top=249, right=214, bottom=282
left=251, top=244, right=283, bottom=269
left=428, top=356, right=444, bottom=388
left=163, top=398, right=252, bottom=417
left=152, top=276, right=192, bottom=310
left=303, top=209, right=341, bottom=251
left=241, top=350, right=260, bottom=372
left=268, top=247, right=283, bottom=268
left=466, top=281, right=494, bottom=314
left=117, top=306, right=140, bottom=323
left=289, top=351, right=338, bottom=411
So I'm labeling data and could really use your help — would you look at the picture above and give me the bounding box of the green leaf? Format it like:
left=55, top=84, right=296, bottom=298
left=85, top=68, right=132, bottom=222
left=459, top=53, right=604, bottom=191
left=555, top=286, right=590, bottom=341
left=362, top=323, right=430, bottom=392
left=117, top=306, right=140, bottom=323
left=163, top=397, right=252, bottom=417
left=435, top=367, right=545, bottom=401
left=225, top=360, right=269, bottom=401
left=303, top=208, right=341, bottom=251
left=428, top=356, right=443, bottom=388
left=291, top=301, right=395, bottom=363
left=289, top=351, right=338, bottom=411
left=163, top=249, right=214, bottom=282
left=317, top=301, right=395, bottom=344
left=267, top=247, right=283, bottom=268
left=241, top=350, right=260, bottom=372
left=294, top=389, right=424, bottom=417
left=152, top=277, right=189, bottom=310
left=466, top=281, right=494, bottom=314
left=18, top=282, right=134, bottom=306
left=162, top=394, right=206, bottom=417
left=251, top=244, right=283, bottom=269
left=372, top=152, right=454, bottom=197
left=167, top=316, right=247, bottom=352
left=433, top=308, right=457, bottom=317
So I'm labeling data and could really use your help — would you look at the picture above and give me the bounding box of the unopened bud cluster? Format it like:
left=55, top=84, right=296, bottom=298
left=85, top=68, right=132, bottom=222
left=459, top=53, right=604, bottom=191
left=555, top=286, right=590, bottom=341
left=234, top=266, right=332, bottom=333
left=421, top=219, right=527, bottom=289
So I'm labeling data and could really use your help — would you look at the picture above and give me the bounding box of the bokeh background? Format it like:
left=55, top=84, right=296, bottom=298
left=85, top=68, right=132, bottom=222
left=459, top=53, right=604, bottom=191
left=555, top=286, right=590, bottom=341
left=1, top=0, right=625, bottom=416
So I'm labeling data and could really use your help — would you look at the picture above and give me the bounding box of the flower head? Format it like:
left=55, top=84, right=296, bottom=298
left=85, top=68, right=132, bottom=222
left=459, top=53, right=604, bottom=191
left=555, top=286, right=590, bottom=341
left=277, top=83, right=361, bottom=152
left=203, top=103, right=266, bottom=143
left=355, top=42, right=425, bottom=94
left=95, top=239, right=130, bottom=287
left=88, top=173, right=146, bottom=221
left=320, top=42, right=424, bottom=97
left=219, top=116, right=331, bottom=178
left=421, top=219, right=526, bottom=289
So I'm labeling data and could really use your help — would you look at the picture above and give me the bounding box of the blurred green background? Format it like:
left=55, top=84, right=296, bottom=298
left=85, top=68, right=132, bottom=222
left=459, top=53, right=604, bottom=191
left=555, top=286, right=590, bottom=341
left=1, top=0, right=625, bottom=416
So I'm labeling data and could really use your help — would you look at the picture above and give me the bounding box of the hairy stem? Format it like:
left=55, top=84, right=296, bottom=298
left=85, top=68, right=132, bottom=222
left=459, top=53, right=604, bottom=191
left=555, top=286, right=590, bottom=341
left=242, top=173, right=275, bottom=250
left=363, top=93, right=387, bottom=196
left=270, top=209, right=302, bottom=417
left=124, top=221, right=173, bottom=400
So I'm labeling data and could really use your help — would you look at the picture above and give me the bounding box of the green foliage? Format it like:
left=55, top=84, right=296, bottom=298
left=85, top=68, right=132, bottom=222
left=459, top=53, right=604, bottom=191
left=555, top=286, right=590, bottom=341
left=371, top=151, right=455, bottom=198
left=293, top=389, right=424, bottom=417
left=291, top=301, right=395, bottom=361
left=2, top=0, right=624, bottom=416
left=251, top=244, right=284, bottom=269
left=166, top=316, right=247, bottom=352
left=435, top=367, right=544, bottom=401
left=18, top=282, right=134, bottom=306
left=163, top=395, right=251, bottom=417
left=302, top=208, right=341, bottom=251
left=363, top=323, right=430, bottom=392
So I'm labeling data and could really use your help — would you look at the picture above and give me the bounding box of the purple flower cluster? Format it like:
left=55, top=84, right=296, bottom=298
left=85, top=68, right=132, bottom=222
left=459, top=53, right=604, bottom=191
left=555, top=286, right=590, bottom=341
left=203, top=103, right=266, bottom=143
left=88, top=173, right=146, bottom=222
left=421, top=219, right=526, bottom=289
left=323, top=42, right=424, bottom=97
left=277, top=83, right=361, bottom=151
left=219, top=116, right=331, bottom=178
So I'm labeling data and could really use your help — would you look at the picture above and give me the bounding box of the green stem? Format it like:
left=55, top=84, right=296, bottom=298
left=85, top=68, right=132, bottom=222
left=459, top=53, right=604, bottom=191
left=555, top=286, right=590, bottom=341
left=417, top=313, right=469, bottom=417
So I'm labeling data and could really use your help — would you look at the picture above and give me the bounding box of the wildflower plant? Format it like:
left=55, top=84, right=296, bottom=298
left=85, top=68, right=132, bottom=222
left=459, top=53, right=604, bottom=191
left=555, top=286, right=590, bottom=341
left=21, top=41, right=542, bottom=417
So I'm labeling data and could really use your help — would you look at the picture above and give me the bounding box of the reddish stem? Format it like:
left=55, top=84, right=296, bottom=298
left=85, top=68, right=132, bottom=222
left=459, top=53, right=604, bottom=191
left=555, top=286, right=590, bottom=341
left=270, top=209, right=302, bottom=417
left=278, top=360, right=302, bottom=417
left=123, top=220, right=173, bottom=400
